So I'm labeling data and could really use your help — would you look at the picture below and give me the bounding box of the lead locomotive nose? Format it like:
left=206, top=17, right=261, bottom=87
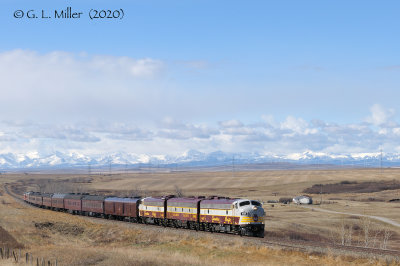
left=253, top=214, right=258, bottom=221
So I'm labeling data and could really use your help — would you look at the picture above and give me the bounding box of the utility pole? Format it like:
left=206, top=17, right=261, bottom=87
left=88, top=162, right=91, bottom=177
left=320, top=184, right=323, bottom=205
left=380, top=147, right=383, bottom=176
left=109, top=158, right=112, bottom=176
left=232, top=155, right=235, bottom=178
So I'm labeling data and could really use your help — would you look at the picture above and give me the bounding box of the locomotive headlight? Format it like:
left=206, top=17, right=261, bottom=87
left=252, top=206, right=257, bottom=210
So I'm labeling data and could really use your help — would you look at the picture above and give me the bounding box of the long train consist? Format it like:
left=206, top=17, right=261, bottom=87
left=23, top=192, right=265, bottom=237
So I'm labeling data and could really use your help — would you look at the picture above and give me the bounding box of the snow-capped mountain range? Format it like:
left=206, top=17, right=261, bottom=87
left=0, top=150, right=400, bottom=170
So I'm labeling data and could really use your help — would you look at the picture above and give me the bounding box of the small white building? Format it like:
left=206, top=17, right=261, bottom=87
left=293, top=195, right=312, bottom=204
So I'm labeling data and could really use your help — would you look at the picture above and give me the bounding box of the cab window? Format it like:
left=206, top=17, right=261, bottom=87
left=251, top=201, right=261, bottom=206
left=239, top=201, right=250, bottom=207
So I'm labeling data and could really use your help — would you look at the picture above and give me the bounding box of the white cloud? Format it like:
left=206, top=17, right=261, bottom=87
left=393, top=128, right=400, bottom=136
left=261, top=114, right=278, bottom=127
left=280, top=116, right=315, bottom=135
left=219, top=120, right=243, bottom=128
left=90, top=55, right=163, bottom=78
left=0, top=49, right=163, bottom=79
left=366, top=104, right=395, bottom=126
left=0, top=49, right=165, bottom=122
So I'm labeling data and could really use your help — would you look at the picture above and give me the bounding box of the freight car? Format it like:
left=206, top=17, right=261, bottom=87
left=23, top=192, right=265, bottom=237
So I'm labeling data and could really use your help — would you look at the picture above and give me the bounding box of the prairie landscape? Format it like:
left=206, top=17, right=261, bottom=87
left=1, top=168, right=400, bottom=265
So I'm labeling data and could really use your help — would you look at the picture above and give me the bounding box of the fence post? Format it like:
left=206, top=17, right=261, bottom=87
left=0, top=247, right=3, bottom=259
left=37, top=257, right=39, bottom=266
left=13, top=250, right=17, bottom=262
left=26, top=252, right=29, bottom=263
left=55, top=259, right=58, bottom=266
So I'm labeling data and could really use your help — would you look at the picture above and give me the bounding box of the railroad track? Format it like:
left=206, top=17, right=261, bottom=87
left=3, top=184, right=400, bottom=259
left=260, top=237, right=400, bottom=257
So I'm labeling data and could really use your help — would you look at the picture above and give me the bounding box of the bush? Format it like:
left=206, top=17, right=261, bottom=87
left=279, top=197, right=292, bottom=204
left=340, top=180, right=357, bottom=185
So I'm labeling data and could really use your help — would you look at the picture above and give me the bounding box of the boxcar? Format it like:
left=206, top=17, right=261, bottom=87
left=82, top=195, right=107, bottom=217
left=104, top=197, right=141, bottom=221
left=167, top=197, right=202, bottom=227
left=64, top=194, right=85, bottom=214
left=51, top=193, right=69, bottom=211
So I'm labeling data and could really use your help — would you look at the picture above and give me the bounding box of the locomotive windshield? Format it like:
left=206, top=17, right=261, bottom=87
left=239, top=201, right=250, bottom=207
left=251, top=201, right=261, bottom=206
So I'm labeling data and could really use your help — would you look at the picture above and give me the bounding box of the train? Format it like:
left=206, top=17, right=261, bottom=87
left=23, top=191, right=265, bottom=237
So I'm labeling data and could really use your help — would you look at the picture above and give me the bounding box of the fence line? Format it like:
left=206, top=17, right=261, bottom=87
left=0, top=246, right=57, bottom=265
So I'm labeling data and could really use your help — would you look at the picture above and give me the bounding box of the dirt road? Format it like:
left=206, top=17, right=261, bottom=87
left=300, top=205, right=400, bottom=228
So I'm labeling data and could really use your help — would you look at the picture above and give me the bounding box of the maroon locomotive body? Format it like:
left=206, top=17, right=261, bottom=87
left=199, top=197, right=238, bottom=225
left=139, top=197, right=166, bottom=219
left=166, top=197, right=201, bottom=222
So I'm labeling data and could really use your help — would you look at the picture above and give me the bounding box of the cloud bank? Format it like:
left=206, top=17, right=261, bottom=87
left=0, top=104, right=399, bottom=157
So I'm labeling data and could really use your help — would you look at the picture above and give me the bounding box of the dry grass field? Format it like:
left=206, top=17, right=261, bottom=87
left=1, top=168, right=400, bottom=265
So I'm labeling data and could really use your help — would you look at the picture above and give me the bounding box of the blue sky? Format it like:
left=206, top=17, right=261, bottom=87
left=1, top=1, right=400, bottom=158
